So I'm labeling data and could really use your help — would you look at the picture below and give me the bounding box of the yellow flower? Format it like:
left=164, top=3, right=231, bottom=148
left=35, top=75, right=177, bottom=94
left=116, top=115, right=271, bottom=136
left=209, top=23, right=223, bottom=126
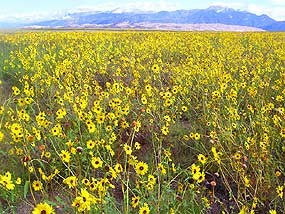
left=0, top=131, right=4, bottom=142
left=32, top=202, right=55, bottom=214
left=148, top=174, right=156, bottom=185
left=91, top=157, right=103, bottom=169
left=12, top=86, right=20, bottom=96
left=161, top=125, right=169, bottom=135
left=276, top=185, right=284, bottom=198
left=239, top=205, right=248, bottom=214
left=82, top=178, right=90, bottom=186
left=131, top=195, right=140, bottom=208
left=86, top=120, right=96, bottom=133
left=139, top=203, right=150, bottom=214
left=16, top=177, right=22, bottom=185
left=96, top=113, right=105, bottom=124
left=56, top=108, right=67, bottom=119
left=0, top=106, right=4, bottom=114
left=123, top=144, right=132, bottom=155
left=60, top=150, right=71, bottom=163
left=86, top=140, right=96, bottom=149
left=194, top=133, right=201, bottom=140
left=141, top=95, right=147, bottom=104
left=50, top=124, right=62, bottom=136
left=63, top=176, right=77, bottom=189
left=193, top=171, right=205, bottom=183
left=114, top=163, right=123, bottom=173
left=181, top=105, right=188, bottom=112
left=152, top=64, right=160, bottom=73
left=0, top=171, right=15, bottom=190
left=244, top=176, right=250, bottom=188
left=158, top=163, right=166, bottom=175
left=197, top=154, right=207, bottom=164
left=32, top=180, right=43, bottom=191
left=135, top=161, right=148, bottom=176
left=190, top=163, right=200, bottom=175
left=135, top=142, right=141, bottom=150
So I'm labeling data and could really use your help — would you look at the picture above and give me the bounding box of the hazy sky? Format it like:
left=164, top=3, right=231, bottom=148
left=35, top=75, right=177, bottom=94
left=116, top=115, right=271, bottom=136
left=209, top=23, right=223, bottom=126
left=1, top=0, right=285, bottom=21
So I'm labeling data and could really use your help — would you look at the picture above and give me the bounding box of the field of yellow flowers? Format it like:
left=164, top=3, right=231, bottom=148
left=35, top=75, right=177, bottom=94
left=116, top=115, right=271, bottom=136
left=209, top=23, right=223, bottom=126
left=0, top=31, right=284, bottom=214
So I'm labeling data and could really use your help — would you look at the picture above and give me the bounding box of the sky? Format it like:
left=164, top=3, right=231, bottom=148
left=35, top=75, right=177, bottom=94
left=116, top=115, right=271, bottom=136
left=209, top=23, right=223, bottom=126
left=0, top=0, right=285, bottom=22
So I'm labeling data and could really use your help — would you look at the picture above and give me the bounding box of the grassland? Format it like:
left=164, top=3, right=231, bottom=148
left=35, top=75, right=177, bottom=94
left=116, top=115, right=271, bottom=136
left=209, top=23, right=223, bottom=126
left=0, top=31, right=284, bottom=214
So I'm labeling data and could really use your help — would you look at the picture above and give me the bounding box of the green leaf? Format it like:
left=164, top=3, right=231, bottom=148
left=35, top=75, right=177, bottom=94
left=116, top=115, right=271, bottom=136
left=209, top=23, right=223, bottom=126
left=24, top=180, right=30, bottom=199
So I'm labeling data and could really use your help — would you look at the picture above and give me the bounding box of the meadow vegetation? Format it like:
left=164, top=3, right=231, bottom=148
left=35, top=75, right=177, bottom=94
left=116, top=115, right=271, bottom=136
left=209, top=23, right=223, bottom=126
left=0, top=31, right=284, bottom=213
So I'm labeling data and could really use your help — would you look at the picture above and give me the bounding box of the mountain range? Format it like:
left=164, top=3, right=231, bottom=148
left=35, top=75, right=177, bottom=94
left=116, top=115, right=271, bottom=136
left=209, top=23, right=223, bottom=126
left=2, top=6, right=285, bottom=31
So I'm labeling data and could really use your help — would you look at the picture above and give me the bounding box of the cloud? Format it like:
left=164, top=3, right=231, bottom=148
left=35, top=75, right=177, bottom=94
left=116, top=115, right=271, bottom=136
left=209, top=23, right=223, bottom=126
left=270, top=0, right=285, bottom=6
left=0, top=11, right=66, bottom=23
left=209, top=1, right=247, bottom=10
left=75, top=1, right=181, bottom=12
left=246, top=4, right=285, bottom=20
left=210, top=1, right=285, bottom=20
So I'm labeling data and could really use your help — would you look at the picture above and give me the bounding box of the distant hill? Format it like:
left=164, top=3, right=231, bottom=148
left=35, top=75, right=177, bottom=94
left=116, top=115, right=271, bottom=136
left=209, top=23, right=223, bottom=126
left=2, top=6, right=285, bottom=31
left=262, top=21, right=285, bottom=31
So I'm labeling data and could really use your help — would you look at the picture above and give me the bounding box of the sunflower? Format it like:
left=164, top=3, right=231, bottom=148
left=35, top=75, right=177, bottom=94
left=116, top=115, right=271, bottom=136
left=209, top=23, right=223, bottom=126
left=60, top=150, right=71, bottom=163
left=91, top=157, right=103, bottom=169
left=123, top=144, right=132, bottom=155
left=197, top=154, right=207, bottom=165
left=32, top=202, right=55, bottom=214
left=131, top=195, right=140, bottom=208
left=139, top=203, right=150, bottom=214
left=63, top=176, right=77, bottom=189
left=151, top=64, right=160, bottom=73
left=32, top=180, right=43, bottom=191
left=135, top=161, right=148, bottom=176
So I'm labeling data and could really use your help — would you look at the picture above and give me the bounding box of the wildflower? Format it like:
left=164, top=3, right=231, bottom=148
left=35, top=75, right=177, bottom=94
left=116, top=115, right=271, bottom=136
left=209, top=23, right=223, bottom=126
left=10, top=123, right=23, bottom=134
left=56, top=108, right=67, bottom=119
left=141, top=95, right=147, bottom=104
left=123, top=144, right=132, bottom=155
left=0, top=106, right=4, bottom=114
left=269, top=210, right=277, bottom=214
left=32, top=202, right=55, bottom=214
left=32, top=180, right=43, bottom=191
left=152, top=64, right=160, bottom=73
left=194, top=133, right=201, bottom=140
left=197, top=154, right=207, bottom=164
left=134, top=142, right=141, bottom=150
left=131, top=195, right=140, bottom=208
left=60, top=150, right=71, bottom=163
left=191, top=163, right=200, bottom=175
left=211, top=147, right=221, bottom=164
left=0, top=131, right=4, bottom=142
left=135, top=161, right=148, bottom=176
left=148, top=174, right=156, bottom=185
left=28, top=166, right=34, bottom=173
left=50, top=124, right=62, bottom=136
left=158, top=163, right=166, bottom=175
left=91, top=157, right=103, bottom=169
left=86, top=120, right=96, bottom=133
left=72, top=188, right=98, bottom=212
left=86, top=140, right=96, bottom=149
left=161, top=125, right=169, bottom=135
left=0, top=171, right=15, bottom=190
left=96, top=113, right=105, bottom=124
left=63, top=176, right=77, bottom=189
left=16, top=177, right=22, bottom=184
left=276, top=185, right=284, bottom=198
left=139, top=203, right=150, bottom=214
left=193, top=171, right=205, bottom=183
left=181, top=105, right=188, bottom=112
left=12, top=86, right=20, bottom=95
left=244, top=176, right=250, bottom=188
left=114, top=163, right=123, bottom=173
